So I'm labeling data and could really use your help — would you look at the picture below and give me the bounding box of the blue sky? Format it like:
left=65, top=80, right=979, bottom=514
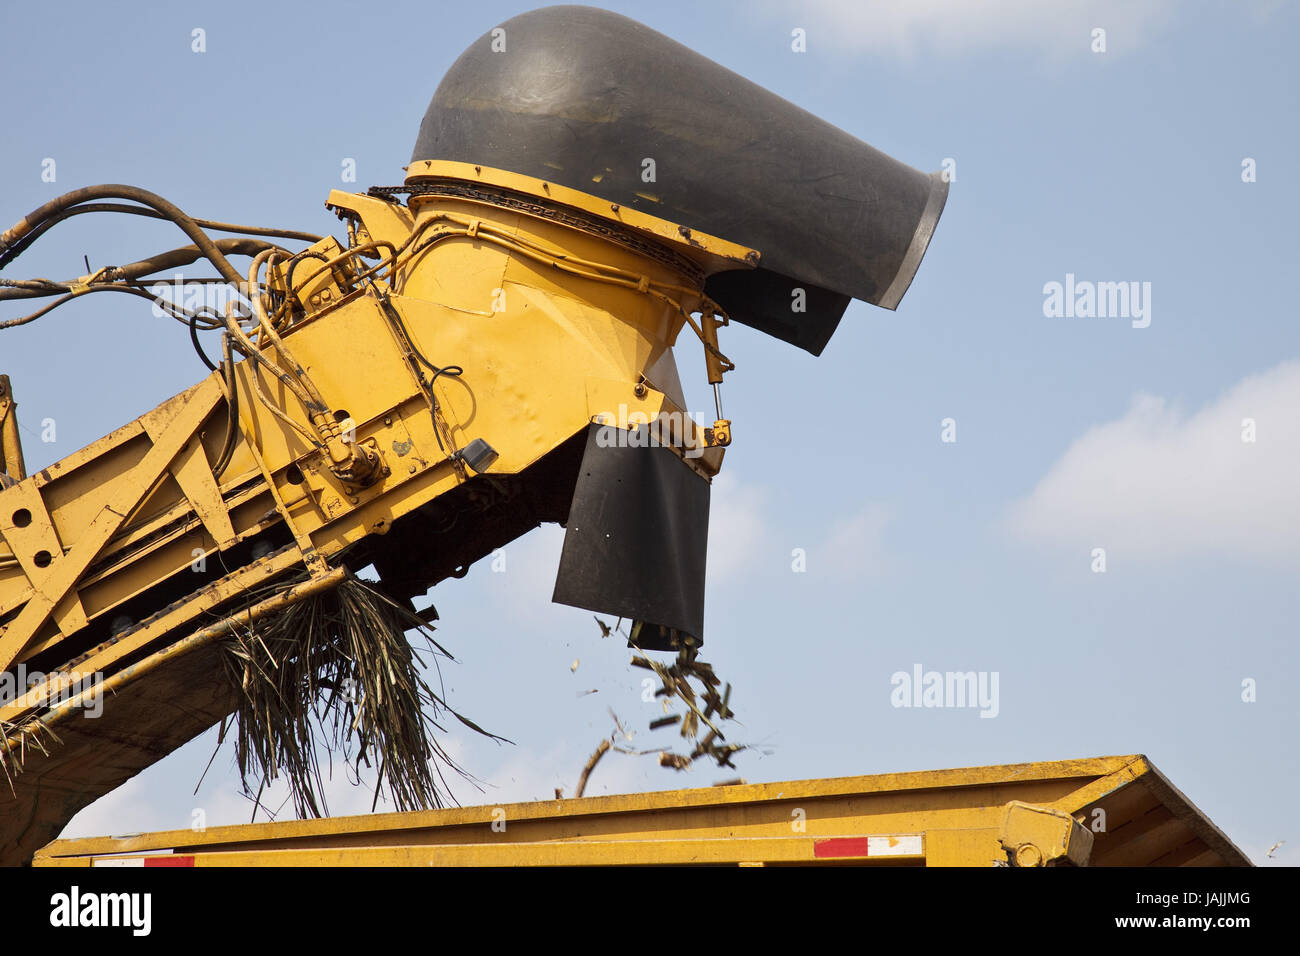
left=2, top=0, right=1295, bottom=865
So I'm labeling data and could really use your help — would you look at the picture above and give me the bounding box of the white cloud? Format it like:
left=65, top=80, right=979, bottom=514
left=1008, top=360, right=1300, bottom=564
left=817, top=503, right=892, bottom=579
left=707, top=472, right=770, bottom=581
left=771, top=0, right=1178, bottom=59
left=703, top=478, right=892, bottom=581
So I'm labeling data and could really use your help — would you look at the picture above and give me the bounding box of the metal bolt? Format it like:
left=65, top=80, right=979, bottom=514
left=1015, top=844, right=1043, bottom=868
left=633, top=383, right=647, bottom=398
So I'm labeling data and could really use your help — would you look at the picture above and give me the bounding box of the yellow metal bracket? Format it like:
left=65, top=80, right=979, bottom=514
left=325, top=190, right=414, bottom=245
left=169, top=434, right=237, bottom=549
left=0, top=483, right=89, bottom=639
left=2, top=562, right=344, bottom=729
left=0, top=374, right=25, bottom=485
left=0, top=543, right=313, bottom=722
left=0, top=377, right=223, bottom=671
left=999, top=800, right=1095, bottom=867
left=403, top=160, right=760, bottom=277
left=699, top=311, right=733, bottom=448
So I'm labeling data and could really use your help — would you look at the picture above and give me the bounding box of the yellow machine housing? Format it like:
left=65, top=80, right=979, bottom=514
left=32, top=755, right=1251, bottom=867
left=0, top=163, right=757, bottom=864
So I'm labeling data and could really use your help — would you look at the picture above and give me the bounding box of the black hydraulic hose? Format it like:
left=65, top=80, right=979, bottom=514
left=0, top=185, right=249, bottom=286
left=1, top=238, right=279, bottom=331
left=0, top=284, right=224, bottom=330
left=285, top=249, right=331, bottom=296
left=190, top=309, right=218, bottom=371
left=0, top=199, right=323, bottom=271
left=0, top=279, right=67, bottom=302
left=0, top=292, right=73, bottom=328
left=372, top=285, right=463, bottom=452
left=211, top=333, right=240, bottom=479
left=114, top=237, right=284, bottom=281
left=0, top=238, right=286, bottom=300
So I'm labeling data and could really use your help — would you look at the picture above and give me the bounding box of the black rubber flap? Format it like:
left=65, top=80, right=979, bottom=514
left=553, top=424, right=709, bottom=649
left=410, top=4, right=948, bottom=355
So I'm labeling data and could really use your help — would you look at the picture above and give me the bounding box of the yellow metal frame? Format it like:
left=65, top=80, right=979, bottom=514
left=402, top=160, right=761, bottom=275
left=1, top=172, right=752, bottom=683
left=0, top=374, right=25, bottom=484
left=33, top=755, right=1252, bottom=867
left=0, top=167, right=760, bottom=862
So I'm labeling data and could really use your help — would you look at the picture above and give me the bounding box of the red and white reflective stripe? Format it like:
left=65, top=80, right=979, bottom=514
left=91, top=855, right=195, bottom=867
left=813, top=835, right=923, bottom=859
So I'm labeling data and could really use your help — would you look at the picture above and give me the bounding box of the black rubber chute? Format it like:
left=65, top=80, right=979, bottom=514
left=553, top=424, right=709, bottom=650
left=411, top=4, right=948, bottom=355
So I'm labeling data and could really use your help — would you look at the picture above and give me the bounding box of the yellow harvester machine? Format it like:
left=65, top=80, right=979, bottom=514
left=0, top=7, right=1247, bottom=866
